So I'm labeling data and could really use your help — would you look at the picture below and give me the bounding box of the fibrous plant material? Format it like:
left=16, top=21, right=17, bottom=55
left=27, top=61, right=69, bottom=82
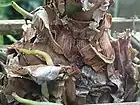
left=1, top=0, right=140, bottom=105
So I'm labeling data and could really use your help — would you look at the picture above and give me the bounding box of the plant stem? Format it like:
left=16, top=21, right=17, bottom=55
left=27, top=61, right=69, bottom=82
left=18, top=48, right=54, bottom=66
left=6, top=35, right=17, bottom=42
left=11, top=1, right=33, bottom=20
left=113, top=0, right=119, bottom=17
left=12, top=92, right=63, bottom=105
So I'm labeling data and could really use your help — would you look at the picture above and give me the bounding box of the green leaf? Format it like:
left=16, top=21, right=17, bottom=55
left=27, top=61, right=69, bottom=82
left=0, top=36, right=4, bottom=45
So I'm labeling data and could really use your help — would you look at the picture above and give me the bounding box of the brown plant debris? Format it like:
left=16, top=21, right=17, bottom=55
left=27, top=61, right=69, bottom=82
left=1, top=0, right=140, bottom=105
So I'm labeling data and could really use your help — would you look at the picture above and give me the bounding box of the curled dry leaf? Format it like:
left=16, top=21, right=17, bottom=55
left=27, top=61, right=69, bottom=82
left=77, top=13, right=115, bottom=71
left=32, top=6, right=63, bottom=54
left=24, top=65, right=61, bottom=84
